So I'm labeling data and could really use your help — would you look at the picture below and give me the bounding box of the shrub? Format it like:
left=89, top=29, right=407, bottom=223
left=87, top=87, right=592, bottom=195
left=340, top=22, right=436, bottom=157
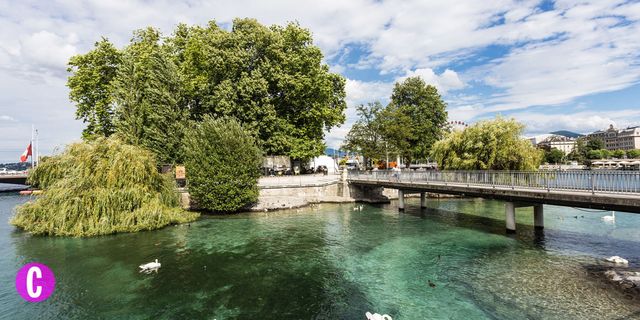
left=627, top=149, right=640, bottom=159
left=12, top=137, right=198, bottom=237
left=184, top=116, right=262, bottom=212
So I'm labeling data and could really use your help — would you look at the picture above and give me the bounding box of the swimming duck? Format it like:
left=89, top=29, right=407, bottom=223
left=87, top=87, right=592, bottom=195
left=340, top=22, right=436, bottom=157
left=139, top=259, right=161, bottom=273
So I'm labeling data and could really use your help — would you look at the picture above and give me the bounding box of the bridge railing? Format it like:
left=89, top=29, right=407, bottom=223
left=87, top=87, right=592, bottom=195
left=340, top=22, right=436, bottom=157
left=347, top=170, right=640, bottom=194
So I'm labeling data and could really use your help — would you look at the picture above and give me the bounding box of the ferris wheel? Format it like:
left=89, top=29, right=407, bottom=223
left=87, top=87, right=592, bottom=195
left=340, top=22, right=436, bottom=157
left=447, top=120, right=469, bottom=131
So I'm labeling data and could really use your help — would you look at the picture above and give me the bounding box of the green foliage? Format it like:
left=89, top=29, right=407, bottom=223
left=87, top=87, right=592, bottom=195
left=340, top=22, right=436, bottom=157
left=170, top=19, right=346, bottom=159
left=567, top=138, right=587, bottom=163
left=184, top=116, right=262, bottom=212
left=611, top=149, right=626, bottom=159
left=601, top=149, right=611, bottom=159
left=385, top=77, right=448, bottom=164
left=587, top=149, right=603, bottom=159
left=67, top=38, right=121, bottom=138
left=67, top=19, right=346, bottom=161
left=545, top=148, right=565, bottom=164
left=586, top=138, right=604, bottom=151
left=12, top=137, right=198, bottom=237
left=342, top=102, right=385, bottom=166
left=111, top=28, right=187, bottom=164
left=627, top=149, right=640, bottom=158
left=431, top=117, right=543, bottom=170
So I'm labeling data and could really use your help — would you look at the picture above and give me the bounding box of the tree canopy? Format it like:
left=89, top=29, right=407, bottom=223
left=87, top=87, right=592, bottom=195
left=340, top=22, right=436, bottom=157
left=184, top=116, right=262, bottom=212
left=342, top=102, right=386, bottom=166
left=343, top=77, right=447, bottom=167
left=67, top=19, right=346, bottom=162
left=386, top=77, right=448, bottom=164
left=431, top=117, right=543, bottom=170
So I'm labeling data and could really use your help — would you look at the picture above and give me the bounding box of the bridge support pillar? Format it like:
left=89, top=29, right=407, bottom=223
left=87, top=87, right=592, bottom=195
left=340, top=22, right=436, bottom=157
left=534, top=205, right=544, bottom=229
left=398, top=190, right=405, bottom=211
left=420, top=192, right=426, bottom=208
left=505, top=202, right=516, bottom=233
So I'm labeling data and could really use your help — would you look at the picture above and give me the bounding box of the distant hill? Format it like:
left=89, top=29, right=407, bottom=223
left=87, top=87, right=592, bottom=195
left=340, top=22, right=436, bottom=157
left=550, top=130, right=584, bottom=138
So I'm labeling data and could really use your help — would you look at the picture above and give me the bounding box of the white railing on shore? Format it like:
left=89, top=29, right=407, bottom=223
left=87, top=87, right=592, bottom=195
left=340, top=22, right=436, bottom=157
left=348, top=170, right=640, bottom=194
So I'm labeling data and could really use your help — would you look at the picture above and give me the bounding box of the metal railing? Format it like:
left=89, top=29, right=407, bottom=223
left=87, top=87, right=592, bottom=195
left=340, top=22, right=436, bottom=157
left=348, top=170, right=640, bottom=194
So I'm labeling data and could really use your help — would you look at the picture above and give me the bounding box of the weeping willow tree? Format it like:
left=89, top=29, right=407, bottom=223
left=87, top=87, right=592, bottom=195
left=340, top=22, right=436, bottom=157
left=11, top=137, right=198, bottom=237
left=431, top=117, right=543, bottom=170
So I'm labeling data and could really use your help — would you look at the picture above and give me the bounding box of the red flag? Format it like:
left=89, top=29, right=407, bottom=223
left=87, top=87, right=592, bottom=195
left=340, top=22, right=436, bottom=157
left=20, top=143, right=32, bottom=162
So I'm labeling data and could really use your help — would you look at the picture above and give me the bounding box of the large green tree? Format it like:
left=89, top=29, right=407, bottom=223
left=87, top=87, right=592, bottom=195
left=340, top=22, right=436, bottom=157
left=383, top=77, right=448, bottom=166
left=67, top=38, right=121, bottom=138
left=168, top=19, right=346, bottom=159
left=342, top=102, right=386, bottom=167
left=111, top=28, right=187, bottom=164
left=431, top=117, right=543, bottom=170
left=67, top=19, right=346, bottom=162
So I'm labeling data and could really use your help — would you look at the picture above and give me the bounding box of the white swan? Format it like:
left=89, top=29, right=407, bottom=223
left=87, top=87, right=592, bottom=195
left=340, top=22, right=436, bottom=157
left=605, top=256, right=629, bottom=265
left=366, top=312, right=392, bottom=320
left=139, top=259, right=161, bottom=273
left=602, top=211, right=615, bottom=222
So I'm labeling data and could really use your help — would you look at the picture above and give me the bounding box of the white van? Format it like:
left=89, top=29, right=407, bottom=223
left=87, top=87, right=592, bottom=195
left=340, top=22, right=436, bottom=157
left=345, top=159, right=360, bottom=170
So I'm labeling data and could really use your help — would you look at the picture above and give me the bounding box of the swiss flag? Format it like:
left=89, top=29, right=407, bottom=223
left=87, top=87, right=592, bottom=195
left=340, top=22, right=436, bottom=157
left=20, top=143, right=32, bottom=162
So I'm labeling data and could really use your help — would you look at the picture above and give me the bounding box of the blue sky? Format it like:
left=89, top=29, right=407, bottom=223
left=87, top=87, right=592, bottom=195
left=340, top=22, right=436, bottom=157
left=1, top=0, right=640, bottom=162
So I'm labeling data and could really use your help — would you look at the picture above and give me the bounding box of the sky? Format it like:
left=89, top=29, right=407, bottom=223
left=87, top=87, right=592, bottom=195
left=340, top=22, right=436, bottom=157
left=1, top=0, right=640, bottom=162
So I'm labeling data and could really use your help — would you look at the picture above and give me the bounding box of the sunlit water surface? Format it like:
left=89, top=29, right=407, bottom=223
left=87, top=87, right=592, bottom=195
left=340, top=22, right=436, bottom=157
left=1, top=193, right=639, bottom=319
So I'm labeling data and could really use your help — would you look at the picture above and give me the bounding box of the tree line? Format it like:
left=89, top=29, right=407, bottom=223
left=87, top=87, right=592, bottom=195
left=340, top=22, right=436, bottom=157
left=343, top=77, right=542, bottom=171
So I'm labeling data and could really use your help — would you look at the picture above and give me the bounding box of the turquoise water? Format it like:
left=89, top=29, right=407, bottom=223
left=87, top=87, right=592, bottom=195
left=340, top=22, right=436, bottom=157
left=1, top=193, right=639, bottom=319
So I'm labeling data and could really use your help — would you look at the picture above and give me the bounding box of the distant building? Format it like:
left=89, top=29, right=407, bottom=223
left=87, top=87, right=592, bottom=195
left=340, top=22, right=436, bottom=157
left=537, top=135, right=577, bottom=154
left=588, top=125, right=640, bottom=150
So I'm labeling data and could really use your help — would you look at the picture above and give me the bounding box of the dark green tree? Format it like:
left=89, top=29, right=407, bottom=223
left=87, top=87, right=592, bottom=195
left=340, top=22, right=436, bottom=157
left=567, top=138, right=587, bottom=163
left=184, top=116, right=262, bottom=212
left=587, top=149, right=603, bottom=160
left=627, top=149, right=640, bottom=159
left=171, top=19, right=346, bottom=160
left=384, top=77, right=448, bottom=166
left=67, top=38, right=121, bottom=138
left=342, top=102, right=385, bottom=167
left=586, top=137, right=604, bottom=151
left=611, top=149, right=626, bottom=159
left=545, top=148, right=565, bottom=164
left=111, top=28, right=187, bottom=164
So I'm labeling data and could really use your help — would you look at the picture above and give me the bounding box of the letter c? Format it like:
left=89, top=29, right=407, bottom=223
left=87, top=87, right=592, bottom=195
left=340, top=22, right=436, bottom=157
left=26, top=266, right=42, bottom=298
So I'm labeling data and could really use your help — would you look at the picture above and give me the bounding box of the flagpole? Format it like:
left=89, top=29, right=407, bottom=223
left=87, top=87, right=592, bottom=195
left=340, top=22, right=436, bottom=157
left=31, top=125, right=34, bottom=169
left=35, top=128, right=39, bottom=167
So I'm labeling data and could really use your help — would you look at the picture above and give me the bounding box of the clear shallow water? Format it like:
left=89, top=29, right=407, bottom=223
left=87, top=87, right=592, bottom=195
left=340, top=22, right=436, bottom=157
left=1, top=193, right=639, bottom=319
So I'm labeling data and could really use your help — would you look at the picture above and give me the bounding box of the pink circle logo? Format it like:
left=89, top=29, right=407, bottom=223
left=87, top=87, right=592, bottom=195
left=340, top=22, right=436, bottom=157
left=15, top=263, right=56, bottom=302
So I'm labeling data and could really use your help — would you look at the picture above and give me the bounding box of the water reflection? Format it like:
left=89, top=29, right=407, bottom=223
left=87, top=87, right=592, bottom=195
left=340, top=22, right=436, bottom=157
left=1, top=194, right=640, bottom=319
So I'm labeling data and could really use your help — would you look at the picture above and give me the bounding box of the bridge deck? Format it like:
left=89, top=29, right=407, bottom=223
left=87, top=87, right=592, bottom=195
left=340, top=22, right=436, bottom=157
left=349, top=171, right=640, bottom=213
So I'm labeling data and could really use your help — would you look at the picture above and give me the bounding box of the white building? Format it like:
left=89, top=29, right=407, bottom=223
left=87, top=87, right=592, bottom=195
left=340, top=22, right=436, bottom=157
left=588, top=125, right=640, bottom=150
left=537, top=135, right=577, bottom=155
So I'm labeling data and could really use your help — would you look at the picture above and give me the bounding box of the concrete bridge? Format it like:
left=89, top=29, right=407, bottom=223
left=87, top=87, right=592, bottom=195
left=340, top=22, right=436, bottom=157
left=0, top=173, right=28, bottom=185
left=348, top=170, right=640, bottom=233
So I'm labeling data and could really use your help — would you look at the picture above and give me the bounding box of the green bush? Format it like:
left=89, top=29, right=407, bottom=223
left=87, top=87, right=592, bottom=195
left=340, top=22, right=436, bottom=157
left=627, top=149, right=640, bottom=159
left=611, top=149, right=626, bottom=159
left=12, top=137, right=198, bottom=237
left=184, top=116, right=262, bottom=212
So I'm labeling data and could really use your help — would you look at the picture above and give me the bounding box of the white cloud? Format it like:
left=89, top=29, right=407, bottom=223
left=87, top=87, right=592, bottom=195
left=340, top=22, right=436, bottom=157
left=0, top=115, right=16, bottom=122
left=399, top=68, right=464, bottom=94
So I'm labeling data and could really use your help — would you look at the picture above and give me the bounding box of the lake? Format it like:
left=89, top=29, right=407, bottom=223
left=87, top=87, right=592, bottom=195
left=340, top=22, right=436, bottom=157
left=1, top=193, right=639, bottom=319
